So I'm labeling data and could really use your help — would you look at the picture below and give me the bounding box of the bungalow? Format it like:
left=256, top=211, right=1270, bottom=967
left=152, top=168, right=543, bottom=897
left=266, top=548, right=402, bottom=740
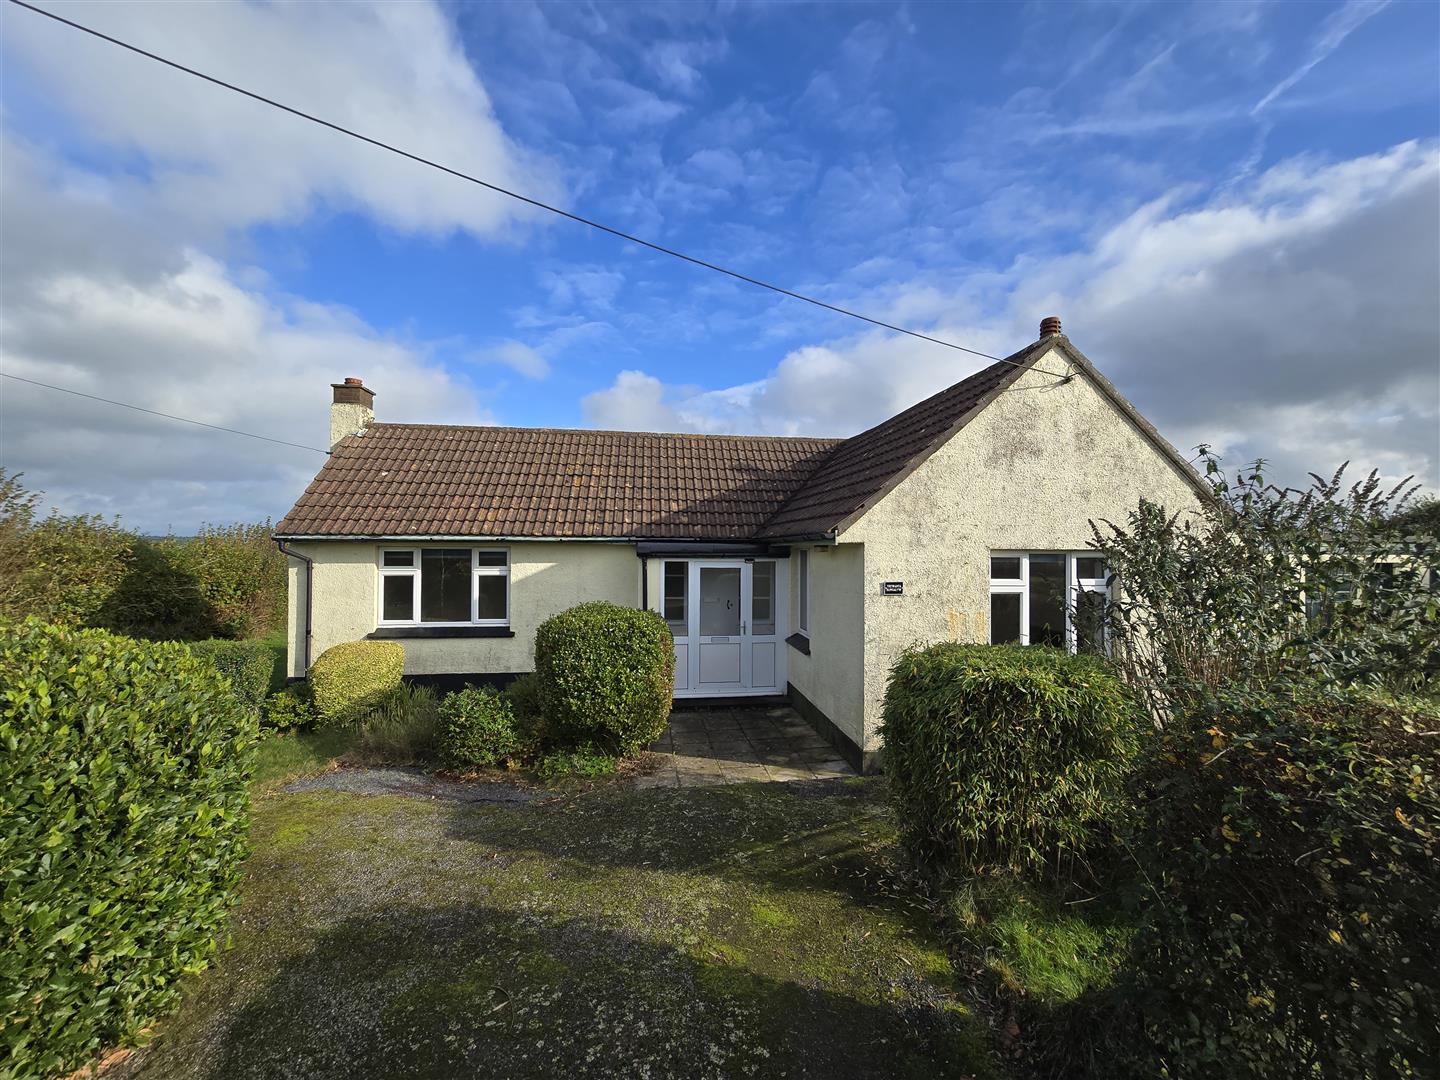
left=274, top=318, right=1207, bottom=771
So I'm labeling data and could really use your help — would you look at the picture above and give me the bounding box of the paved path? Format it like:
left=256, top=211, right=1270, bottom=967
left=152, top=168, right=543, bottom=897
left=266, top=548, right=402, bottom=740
left=639, top=706, right=854, bottom=788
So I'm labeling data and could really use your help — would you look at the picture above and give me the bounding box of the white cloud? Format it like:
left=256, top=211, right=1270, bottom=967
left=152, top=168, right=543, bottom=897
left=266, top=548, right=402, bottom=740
left=1, top=251, right=490, bottom=530
left=582, top=371, right=766, bottom=434
left=1252, top=0, right=1390, bottom=114
left=477, top=340, right=550, bottom=380
left=0, top=2, right=534, bottom=532
left=1, top=0, right=561, bottom=239
left=582, top=141, right=1440, bottom=491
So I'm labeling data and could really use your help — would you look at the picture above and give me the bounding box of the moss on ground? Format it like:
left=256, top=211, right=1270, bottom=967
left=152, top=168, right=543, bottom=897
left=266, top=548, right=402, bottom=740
left=119, top=779, right=1005, bottom=1080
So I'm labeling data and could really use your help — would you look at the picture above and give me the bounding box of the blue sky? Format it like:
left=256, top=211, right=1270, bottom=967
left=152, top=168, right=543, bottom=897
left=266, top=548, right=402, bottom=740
left=1, top=0, right=1437, bottom=531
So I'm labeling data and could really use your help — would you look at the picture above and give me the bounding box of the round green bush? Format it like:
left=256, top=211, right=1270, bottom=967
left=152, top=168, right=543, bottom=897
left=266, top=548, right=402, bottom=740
left=438, top=686, right=520, bottom=767
left=1118, top=685, right=1440, bottom=1079
left=0, top=618, right=256, bottom=1078
left=879, top=643, right=1139, bottom=873
left=533, top=601, right=674, bottom=756
left=309, top=639, right=404, bottom=728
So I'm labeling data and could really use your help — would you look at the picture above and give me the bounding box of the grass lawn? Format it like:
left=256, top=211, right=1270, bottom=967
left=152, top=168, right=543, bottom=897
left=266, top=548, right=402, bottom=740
left=117, top=777, right=1008, bottom=1080
left=251, top=728, right=356, bottom=790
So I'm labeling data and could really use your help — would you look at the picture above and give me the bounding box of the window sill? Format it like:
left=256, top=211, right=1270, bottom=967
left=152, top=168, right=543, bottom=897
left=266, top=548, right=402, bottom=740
left=368, top=627, right=515, bottom=639
left=785, top=632, right=811, bottom=656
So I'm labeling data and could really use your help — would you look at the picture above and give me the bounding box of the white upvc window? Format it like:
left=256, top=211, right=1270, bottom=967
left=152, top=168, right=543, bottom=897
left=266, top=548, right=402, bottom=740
left=988, top=551, right=1109, bottom=653
left=797, top=549, right=810, bottom=635
left=377, top=547, right=510, bottom=627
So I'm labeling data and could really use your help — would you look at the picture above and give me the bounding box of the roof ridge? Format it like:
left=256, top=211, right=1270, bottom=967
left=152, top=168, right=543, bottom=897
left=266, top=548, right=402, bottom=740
left=367, top=421, right=844, bottom=444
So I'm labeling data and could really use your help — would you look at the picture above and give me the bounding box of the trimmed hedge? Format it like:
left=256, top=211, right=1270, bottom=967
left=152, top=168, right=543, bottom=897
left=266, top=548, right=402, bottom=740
left=0, top=619, right=256, bottom=1077
left=1119, top=686, right=1440, bottom=1079
left=534, top=601, right=674, bottom=756
left=880, top=643, right=1139, bottom=873
left=188, top=638, right=274, bottom=715
left=309, top=640, right=404, bottom=728
left=438, top=686, right=520, bottom=768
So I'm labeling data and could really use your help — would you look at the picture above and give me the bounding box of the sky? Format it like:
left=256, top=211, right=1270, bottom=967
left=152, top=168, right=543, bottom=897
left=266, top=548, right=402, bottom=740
left=1, top=0, right=1437, bottom=534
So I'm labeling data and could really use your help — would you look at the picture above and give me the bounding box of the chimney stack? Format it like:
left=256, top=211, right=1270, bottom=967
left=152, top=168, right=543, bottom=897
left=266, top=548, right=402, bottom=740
left=330, top=377, right=374, bottom=450
left=1039, top=315, right=1062, bottom=338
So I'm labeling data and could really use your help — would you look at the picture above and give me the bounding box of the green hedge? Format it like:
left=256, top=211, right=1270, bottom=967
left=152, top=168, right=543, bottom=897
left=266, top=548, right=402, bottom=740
left=309, top=640, right=404, bottom=728
left=1119, top=686, right=1440, bottom=1079
left=880, top=643, right=1139, bottom=873
left=438, top=686, right=520, bottom=768
left=188, top=638, right=274, bottom=715
left=0, top=619, right=256, bottom=1077
left=534, top=601, right=674, bottom=756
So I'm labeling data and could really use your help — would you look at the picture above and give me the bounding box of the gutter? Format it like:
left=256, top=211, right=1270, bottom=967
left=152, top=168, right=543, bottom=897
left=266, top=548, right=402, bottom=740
left=275, top=539, right=314, bottom=673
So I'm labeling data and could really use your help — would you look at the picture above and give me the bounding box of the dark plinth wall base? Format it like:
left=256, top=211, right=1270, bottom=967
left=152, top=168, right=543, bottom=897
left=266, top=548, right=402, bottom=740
left=402, top=671, right=521, bottom=695
left=672, top=695, right=791, bottom=710
left=787, top=681, right=882, bottom=775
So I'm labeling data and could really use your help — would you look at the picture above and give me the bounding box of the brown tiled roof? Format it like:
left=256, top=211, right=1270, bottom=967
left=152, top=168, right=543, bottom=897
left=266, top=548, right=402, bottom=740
left=759, top=341, right=1047, bottom=538
left=277, top=335, right=1190, bottom=542
left=274, top=424, right=841, bottom=539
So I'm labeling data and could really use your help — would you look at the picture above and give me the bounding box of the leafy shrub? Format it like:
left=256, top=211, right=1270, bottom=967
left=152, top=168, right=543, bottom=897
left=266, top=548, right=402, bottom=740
left=171, top=523, right=288, bottom=640
left=98, top=537, right=214, bottom=640
left=1095, top=454, right=1440, bottom=718
left=0, top=471, right=133, bottom=629
left=536, top=743, right=620, bottom=783
left=358, top=682, right=440, bottom=762
left=0, top=471, right=288, bottom=641
left=880, top=643, right=1139, bottom=874
left=263, top=687, right=314, bottom=731
left=0, top=618, right=255, bottom=1077
left=534, top=601, right=674, bottom=756
left=438, top=686, right=521, bottom=768
left=309, top=640, right=404, bottom=728
left=504, top=671, right=547, bottom=752
left=1116, top=685, right=1440, bottom=1079
left=188, top=638, right=274, bottom=715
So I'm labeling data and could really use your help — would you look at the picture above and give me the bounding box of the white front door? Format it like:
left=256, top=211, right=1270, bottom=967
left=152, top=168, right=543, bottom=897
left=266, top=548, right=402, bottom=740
left=665, top=558, right=785, bottom=697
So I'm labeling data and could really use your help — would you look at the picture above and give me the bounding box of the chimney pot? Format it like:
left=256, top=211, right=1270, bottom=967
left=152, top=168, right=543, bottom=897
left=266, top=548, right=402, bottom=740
left=344, top=376, right=363, bottom=386
left=1040, top=315, right=1062, bottom=338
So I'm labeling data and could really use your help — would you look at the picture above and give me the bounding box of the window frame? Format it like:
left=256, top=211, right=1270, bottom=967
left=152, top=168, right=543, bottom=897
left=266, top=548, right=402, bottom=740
left=797, top=549, right=810, bottom=636
left=662, top=559, right=689, bottom=637
left=376, top=546, right=510, bottom=628
left=988, top=551, right=1109, bottom=653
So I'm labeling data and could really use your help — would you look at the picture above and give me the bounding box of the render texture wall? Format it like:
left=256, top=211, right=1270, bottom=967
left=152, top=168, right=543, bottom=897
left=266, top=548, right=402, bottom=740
left=784, top=543, right=866, bottom=749
left=284, top=541, right=640, bottom=677
left=841, top=349, right=1204, bottom=751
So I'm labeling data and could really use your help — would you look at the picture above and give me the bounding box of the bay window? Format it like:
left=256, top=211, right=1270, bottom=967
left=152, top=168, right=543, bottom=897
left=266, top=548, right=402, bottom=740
left=378, top=548, right=509, bottom=626
left=989, top=552, right=1109, bottom=653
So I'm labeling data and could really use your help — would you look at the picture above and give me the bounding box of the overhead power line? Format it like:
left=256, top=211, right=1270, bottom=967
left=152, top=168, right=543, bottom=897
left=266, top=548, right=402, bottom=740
left=8, top=0, right=1074, bottom=381
left=1, top=372, right=330, bottom=454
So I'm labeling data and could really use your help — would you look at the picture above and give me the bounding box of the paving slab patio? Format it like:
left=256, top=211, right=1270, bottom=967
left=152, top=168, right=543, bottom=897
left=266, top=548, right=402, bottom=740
left=641, top=705, right=855, bottom=787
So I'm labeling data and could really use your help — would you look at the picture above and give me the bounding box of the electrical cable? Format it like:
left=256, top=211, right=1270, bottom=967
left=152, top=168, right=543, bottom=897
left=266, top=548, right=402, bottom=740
left=6, top=0, right=1075, bottom=380
left=1, top=372, right=331, bottom=453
